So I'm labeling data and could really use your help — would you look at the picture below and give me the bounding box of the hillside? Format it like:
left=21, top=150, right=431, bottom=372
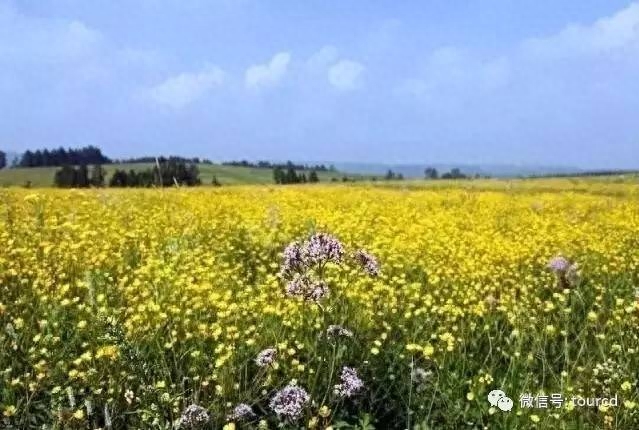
left=331, top=162, right=590, bottom=178
left=0, top=163, right=360, bottom=187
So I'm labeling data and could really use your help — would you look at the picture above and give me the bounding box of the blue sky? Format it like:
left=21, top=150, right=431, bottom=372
left=1, top=0, right=638, bottom=168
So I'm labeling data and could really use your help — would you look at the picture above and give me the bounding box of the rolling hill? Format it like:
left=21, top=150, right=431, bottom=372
left=0, top=163, right=361, bottom=187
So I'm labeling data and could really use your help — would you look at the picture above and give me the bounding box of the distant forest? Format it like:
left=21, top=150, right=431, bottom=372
left=16, top=146, right=111, bottom=167
left=54, top=158, right=201, bottom=188
left=222, top=160, right=334, bottom=171
left=9, top=146, right=336, bottom=174
left=112, top=156, right=213, bottom=164
left=524, top=170, right=639, bottom=178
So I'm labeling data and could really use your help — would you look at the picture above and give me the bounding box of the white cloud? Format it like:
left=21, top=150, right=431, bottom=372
left=328, top=60, right=364, bottom=91
left=0, top=3, right=102, bottom=60
left=0, top=3, right=157, bottom=88
left=147, top=66, right=225, bottom=109
left=400, top=3, right=639, bottom=101
left=245, top=52, right=291, bottom=89
left=396, top=48, right=482, bottom=99
left=307, top=45, right=339, bottom=70
left=523, top=2, right=639, bottom=58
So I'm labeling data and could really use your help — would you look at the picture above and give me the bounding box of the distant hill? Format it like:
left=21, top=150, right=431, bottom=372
left=0, top=163, right=362, bottom=187
left=331, top=162, right=585, bottom=178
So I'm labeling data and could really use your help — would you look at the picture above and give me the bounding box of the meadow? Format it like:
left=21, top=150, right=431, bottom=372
left=1, top=178, right=639, bottom=429
left=0, top=164, right=359, bottom=187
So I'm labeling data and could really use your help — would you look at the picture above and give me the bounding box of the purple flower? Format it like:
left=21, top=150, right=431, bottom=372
left=285, top=274, right=309, bottom=298
left=227, top=403, right=256, bottom=421
left=547, top=256, right=570, bottom=273
left=179, top=404, right=210, bottom=428
left=547, top=256, right=580, bottom=287
left=326, top=325, right=353, bottom=338
left=285, top=274, right=330, bottom=303
left=305, top=280, right=330, bottom=302
left=334, top=366, right=364, bottom=398
left=255, top=348, right=277, bottom=367
left=353, top=250, right=380, bottom=276
left=269, top=383, right=310, bottom=421
left=282, top=241, right=306, bottom=274
left=305, top=232, right=344, bottom=265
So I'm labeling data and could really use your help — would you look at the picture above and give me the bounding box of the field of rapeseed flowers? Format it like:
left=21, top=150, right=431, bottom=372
left=1, top=179, right=639, bottom=429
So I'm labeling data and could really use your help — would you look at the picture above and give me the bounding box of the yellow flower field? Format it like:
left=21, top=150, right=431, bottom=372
left=1, top=180, right=638, bottom=429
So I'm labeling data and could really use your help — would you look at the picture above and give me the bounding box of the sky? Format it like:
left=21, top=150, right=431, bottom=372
left=1, top=0, right=638, bottom=168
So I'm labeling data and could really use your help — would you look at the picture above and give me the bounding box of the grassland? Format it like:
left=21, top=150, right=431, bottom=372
left=1, top=178, right=639, bottom=429
left=0, top=163, right=360, bottom=187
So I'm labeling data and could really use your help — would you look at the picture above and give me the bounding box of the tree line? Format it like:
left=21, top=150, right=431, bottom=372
left=54, top=159, right=200, bottom=188
left=18, top=146, right=111, bottom=167
left=273, top=167, right=320, bottom=184
left=384, top=170, right=405, bottom=180
left=226, top=160, right=334, bottom=171
left=424, top=167, right=474, bottom=179
left=112, top=156, right=214, bottom=165
left=525, top=169, right=639, bottom=179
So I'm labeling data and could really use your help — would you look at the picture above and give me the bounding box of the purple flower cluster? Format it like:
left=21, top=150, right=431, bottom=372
left=269, top=232, right=370, bottom=423
left=334, top=366, right=364, bottom=398
left=255, top=348, right=277, bottom=367
left=326, top=325, right=354, bottom=338
left=547, top=256, right=571, bottom=273
left=547, top=255, right=580, bottom=287
left=281, top=233, right=345, bottom=275
left=285, top=275, right=330, bottom=302
left=284, top=274, right=309, bottom=297
left=305, top=232, right=345, bottom=265
left=280, top=233, right=381, bottom=305
left=227, top=403, right=256, bottom=421
left=269, top=383, right=310, bottom=421
left=353, top=250, right=381, bottom=277
left=179, top=404, right=210, bottom=428
left=282, top=241, right=306, bottom=274
left=306, top=279, right=330, bottom=302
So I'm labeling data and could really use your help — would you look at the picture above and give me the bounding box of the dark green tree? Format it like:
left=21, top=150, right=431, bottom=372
left=19, top=145, right=111, bottom=167
left=273, top=167, right=285, bottom=184
left=285, top=167, right=298, bottom=184
left=90, top=165, right=105, bottom=187
left=441, top=168, right=467, bottom=179
left=76, top=164, right=90, bottom=187
left=22, top=150, right=34, bottom=167
left=109, top=170, right=128, bottom=187
left=424, top=167, right=439, bottom=179
left=54, top=165, right=77, bottom=188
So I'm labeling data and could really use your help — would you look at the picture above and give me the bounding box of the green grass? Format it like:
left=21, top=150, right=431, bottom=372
left=0, top=163, right=362, bottom=187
